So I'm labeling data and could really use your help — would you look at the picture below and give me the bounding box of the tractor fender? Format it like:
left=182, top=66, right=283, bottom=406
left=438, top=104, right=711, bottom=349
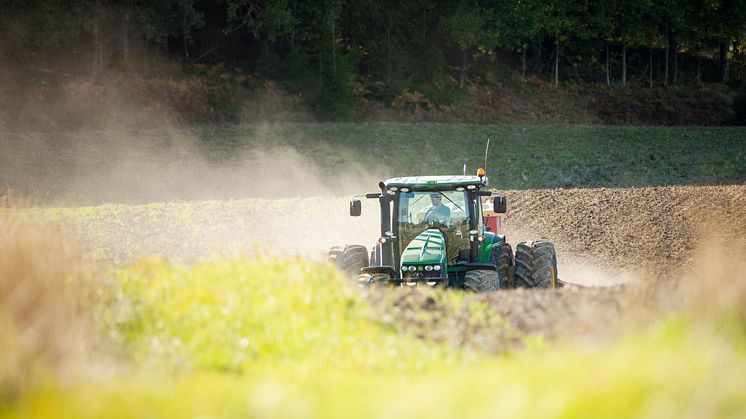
left=478, top=232, right=504, bottom=263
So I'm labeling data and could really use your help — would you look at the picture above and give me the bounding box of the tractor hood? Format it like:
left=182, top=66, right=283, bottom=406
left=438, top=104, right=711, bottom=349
left=400, top=229, right=446, bottom=265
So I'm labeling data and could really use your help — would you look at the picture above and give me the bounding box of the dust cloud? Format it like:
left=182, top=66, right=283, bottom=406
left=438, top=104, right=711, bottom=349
left=1, top=119, right=391, bottom=262
left=0, top=48, right=387, bottom=262
left=0, top=128, right=384, bottom=204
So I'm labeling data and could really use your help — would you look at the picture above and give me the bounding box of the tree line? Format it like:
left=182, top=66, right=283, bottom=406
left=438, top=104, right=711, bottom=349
left=2, top=0, right=745, bottom=113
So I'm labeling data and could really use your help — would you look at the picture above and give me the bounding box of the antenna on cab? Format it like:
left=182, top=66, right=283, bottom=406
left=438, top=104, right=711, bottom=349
left=483, top=138, right=490, bottom=174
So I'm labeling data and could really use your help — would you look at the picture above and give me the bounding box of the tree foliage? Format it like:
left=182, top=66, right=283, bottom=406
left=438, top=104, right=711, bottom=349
left=1, top=0, right=745, bottom=116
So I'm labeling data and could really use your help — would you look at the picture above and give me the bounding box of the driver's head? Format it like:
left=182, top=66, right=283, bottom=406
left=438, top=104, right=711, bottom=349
left=430, top=193, right=442, bottom=206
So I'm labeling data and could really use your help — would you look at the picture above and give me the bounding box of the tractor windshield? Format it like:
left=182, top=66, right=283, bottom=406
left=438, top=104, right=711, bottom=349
left=396, top=190, right=471, bottom=265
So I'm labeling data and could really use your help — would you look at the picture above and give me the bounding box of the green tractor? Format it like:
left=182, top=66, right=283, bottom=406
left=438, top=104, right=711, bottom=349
left=329, top=171, right=560, bottom=291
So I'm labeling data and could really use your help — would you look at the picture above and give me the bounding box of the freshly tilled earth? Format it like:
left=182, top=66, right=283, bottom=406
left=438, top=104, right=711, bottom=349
left=504, top=185, right=746, bottom=275
left=54, top=184, right=746, bottom=351
left=369, top=283, right=671, bottom=353
left=374, top=184, right=746, bottom=350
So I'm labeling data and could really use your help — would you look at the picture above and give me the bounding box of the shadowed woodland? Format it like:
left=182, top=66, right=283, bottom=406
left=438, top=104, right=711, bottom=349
left=2, top=0, right=746, bottom=125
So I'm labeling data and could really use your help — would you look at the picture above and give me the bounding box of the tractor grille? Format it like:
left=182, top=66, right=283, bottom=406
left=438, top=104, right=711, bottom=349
left=401, top=270, right=443, bottom=281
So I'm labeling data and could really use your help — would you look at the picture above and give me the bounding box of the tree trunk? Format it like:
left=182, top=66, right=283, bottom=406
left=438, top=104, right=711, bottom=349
left=290, top=3, right=296, bottom=49
left=183, top=33, right=189, bottom=62
left=422, top=8, right=427, bottom=42
left=672, top=40, right=678, bottom=84
left=649, top=46, right=653, bottom=88
left=122, top=12, right=129, bottom=70
left=554, top=39, right=559, bottom=87
left=182, top=10, right=189, bottom=63
left=621, top=39, right=627, bottom=86
left=606, top=44, right=610, bottom=86
left=459, top=53, right=467, bottom=89
left=386, top=11, right=391, bottom=82
left=664, top=21, right=669, bottom=85
left=696, top=56, right=701, bottom=83
left=143, top=38, right=149, bottom=70
left=719, top=42, right=729, bottom=82
left=91, top=1, right=103, bottom=80
left=331, top=19, right=336, bottom=75
left=522, top=49, right=526, bottom=82
left=657, top=49, right=662, bottom=80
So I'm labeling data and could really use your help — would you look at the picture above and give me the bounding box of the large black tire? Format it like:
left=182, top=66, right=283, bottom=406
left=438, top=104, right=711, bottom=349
left=514, top=240, right=558, bottom=288
left=464, top=269, right=499, bottom=292
left=328, top=244, right=369, bottom=278
left=489, top=241, right=513, bottom=288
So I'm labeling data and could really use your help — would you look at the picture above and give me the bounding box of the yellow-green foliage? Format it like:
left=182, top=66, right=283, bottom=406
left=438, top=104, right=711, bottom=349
left=6, top=257, right=746, bottom=418
left=106, top=257, right=460, bottom=375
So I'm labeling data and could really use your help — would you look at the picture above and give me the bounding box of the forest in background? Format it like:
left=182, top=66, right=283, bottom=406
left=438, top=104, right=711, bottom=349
left=2, top=0, right=746, bottom=124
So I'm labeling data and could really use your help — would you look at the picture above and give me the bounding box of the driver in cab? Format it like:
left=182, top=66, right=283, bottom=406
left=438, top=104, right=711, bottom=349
left=424, top=193, right=451, bottom=225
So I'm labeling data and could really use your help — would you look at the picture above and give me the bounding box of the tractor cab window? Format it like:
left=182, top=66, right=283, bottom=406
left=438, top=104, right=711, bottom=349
left=396, top=190, right=471, bottom=264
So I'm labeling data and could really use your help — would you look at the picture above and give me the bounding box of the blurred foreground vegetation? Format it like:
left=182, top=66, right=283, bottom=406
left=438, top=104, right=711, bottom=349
left=2, top=255, right=745, bottom=417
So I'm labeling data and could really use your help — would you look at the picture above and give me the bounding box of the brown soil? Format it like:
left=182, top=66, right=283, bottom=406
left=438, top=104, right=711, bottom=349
left=46, top=184, right=746, bottom=352
left=504, top=185, right=746, bottom=279
left=371, top=185, right=746, bottom=352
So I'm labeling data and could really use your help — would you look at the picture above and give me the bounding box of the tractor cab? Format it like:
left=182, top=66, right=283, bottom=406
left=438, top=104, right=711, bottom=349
left=349, top=171, right=508, bottom=287
left=337, top=169, right=560, bottom=290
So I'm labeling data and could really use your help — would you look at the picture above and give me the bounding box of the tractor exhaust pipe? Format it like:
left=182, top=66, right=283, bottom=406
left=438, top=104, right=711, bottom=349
left=378, top=181, right=394, bottom=267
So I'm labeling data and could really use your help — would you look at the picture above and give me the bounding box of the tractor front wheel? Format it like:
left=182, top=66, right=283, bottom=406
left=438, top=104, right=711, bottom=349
left=490, top=242, right=513, bottom=288
left=328, top=245, right=369, bottom=278
left=464, top=269, right=499, bottom=292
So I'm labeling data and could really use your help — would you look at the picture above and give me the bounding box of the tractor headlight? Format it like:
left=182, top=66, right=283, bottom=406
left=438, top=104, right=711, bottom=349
left=389, top=186, right=398, bottom=191
left=467, top=185, right=477, bottom=190
left=424, top=265, right=433, bottom=271
left=400, top=187, right=410, bottom=193
left=408, top=266, right=417, bottom=271
left=433, top=265, right=442, bottom=271
left=456, top=186, right=465, bottom=191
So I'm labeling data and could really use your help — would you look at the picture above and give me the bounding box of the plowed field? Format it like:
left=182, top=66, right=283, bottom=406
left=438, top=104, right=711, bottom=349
left=62, top=184, right=746, bottom=278
left=506, top=185, right=746, bottom=280
left=375, top=184, right=746, bottom=350
left=52, top=183, right=746, bottom=351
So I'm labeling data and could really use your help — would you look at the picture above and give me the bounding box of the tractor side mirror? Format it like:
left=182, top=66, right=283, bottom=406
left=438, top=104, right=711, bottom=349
left=350, top=198, right=362, bottom=216
left=493, top=196, right=507, bottom=214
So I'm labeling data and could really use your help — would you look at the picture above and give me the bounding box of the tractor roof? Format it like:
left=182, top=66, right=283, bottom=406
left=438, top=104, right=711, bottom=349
left=383, top=175, right=486, bottom=190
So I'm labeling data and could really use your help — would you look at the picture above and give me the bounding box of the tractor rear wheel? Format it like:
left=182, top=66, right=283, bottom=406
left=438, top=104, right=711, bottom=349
left=514, top=240, right=559, bottom=288
left=490, top=242, right=513, bottom=288
left=464, top=269, right=499, bottom=292
left=328, top=245, right=369, bottom=278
